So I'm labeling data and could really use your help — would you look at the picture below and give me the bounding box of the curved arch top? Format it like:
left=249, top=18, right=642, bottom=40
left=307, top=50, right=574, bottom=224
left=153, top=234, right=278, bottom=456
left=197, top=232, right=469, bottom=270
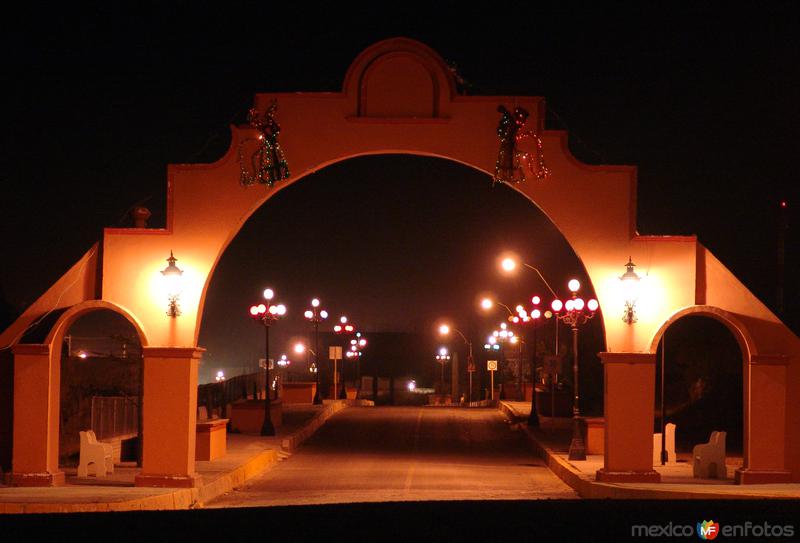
left=647, top=305, right=757, bottom=359
left=342, top=37, right=458, bottom=119
left=44, top=299, right=150, bottom=348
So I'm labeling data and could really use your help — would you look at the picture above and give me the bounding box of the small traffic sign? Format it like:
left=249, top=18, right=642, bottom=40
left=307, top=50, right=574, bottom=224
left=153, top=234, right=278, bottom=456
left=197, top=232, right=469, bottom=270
left=487, top=360, right=498, bottom=371
left=329, top=346, right=342, bottom=360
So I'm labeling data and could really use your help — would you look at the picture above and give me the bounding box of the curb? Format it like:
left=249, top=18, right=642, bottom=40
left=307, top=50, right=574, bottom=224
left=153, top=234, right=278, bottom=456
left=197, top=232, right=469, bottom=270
left=498, top=402, right=798, bottom=500
left=280, top=399, right=372, bottom=453
left=0, top=401, right=358, bottom=514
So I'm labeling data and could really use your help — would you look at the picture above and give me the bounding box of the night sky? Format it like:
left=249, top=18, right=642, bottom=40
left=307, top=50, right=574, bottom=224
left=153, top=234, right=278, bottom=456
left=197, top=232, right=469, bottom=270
left=1, top=5, right=798, bottom=383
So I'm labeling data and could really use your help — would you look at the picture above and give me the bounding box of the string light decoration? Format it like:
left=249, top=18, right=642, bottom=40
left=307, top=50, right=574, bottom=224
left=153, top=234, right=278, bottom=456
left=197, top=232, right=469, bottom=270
left=239, top=101, right=290, bottom=188
left=493, top=105, right=551, bottom=185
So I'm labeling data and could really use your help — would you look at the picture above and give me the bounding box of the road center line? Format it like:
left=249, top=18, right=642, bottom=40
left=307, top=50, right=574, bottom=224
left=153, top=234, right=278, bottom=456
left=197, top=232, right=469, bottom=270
left=403, top=408, right=424, bottom=493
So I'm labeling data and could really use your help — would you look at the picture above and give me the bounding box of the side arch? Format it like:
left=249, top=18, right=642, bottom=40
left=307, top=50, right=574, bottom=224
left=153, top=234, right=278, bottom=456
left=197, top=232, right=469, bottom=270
left=45, top=299, right=150, bottom=349
left=648, top=305, right=757, bottom=360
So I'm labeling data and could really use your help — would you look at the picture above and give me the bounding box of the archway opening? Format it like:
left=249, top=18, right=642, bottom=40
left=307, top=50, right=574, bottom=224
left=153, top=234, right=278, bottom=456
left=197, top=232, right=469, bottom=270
left=199, top=155, right=606, bottom=414
left=58, top=309, right=144, bottom=469
left=654, top=315, right=744, bottom=468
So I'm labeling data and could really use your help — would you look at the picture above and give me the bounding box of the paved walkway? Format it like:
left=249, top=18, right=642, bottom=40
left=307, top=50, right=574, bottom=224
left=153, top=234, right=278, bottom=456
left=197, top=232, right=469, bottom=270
left=0, top=401, right=357, bottom=513
left=499, top=401, right=800, bottom=499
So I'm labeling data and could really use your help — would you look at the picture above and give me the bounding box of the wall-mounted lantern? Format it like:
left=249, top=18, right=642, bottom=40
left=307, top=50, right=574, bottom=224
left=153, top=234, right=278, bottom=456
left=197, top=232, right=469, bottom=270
left=620, top=257, right=641, bottom=324
left=161, top=250, right=183, bottom=317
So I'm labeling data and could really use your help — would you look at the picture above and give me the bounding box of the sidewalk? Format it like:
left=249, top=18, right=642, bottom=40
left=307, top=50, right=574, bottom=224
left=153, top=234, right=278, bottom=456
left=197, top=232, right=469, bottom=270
left=0, top=400, right=366, bottom=513
left=499, top=401, right=800, bottom=499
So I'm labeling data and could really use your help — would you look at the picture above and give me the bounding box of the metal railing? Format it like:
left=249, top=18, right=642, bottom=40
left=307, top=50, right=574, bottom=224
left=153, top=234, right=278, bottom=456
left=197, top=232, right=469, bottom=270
left=197, top=372, right=265, bottom=419
left=90, top=396, right=139, bottom=440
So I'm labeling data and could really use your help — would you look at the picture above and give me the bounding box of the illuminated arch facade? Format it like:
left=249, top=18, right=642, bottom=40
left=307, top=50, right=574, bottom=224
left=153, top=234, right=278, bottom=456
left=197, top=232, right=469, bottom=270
left=2, top=38, right=797, bottom=486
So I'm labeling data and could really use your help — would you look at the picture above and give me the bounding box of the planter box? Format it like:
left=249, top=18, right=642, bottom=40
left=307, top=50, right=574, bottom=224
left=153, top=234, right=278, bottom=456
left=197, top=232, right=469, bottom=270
left=196, top=418, right=229, bottom=461
left=229, top=399, right=283, bottom=434
left=281, top=382, right=317, bottom=404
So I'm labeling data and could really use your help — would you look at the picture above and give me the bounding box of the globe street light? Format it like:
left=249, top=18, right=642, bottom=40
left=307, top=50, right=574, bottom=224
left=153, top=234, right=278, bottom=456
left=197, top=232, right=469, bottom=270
left=304, top=298, right=328, bottom=404
left=346, top=333, right=367, bottom=396
left=551, top=279, right=599, bottom=460
left=333, top=316, right=356, bottom=399
left=248, top=288, right=287, bottom=436
left=435, top=347, right=451, bottom=395
left=438, top=323, right=473, bottom=402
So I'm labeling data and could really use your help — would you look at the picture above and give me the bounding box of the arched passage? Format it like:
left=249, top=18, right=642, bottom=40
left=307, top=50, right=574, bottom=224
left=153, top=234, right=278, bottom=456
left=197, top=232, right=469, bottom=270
left=649, top=305, right=769, bottom=481
left=198, top=155, right=606, bottom=412
left=653, top=315, right=744, bottom=471
left=57, top=309, right=144, bottom=468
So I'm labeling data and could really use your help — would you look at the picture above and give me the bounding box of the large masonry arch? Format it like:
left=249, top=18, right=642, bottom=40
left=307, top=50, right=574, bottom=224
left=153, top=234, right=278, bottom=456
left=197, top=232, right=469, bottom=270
left=2, top=38, right=798, bottom=486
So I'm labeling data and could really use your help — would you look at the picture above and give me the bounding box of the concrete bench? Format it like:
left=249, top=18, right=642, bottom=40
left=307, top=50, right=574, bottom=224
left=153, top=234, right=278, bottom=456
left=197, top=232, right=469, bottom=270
left=653, top=423, right=677, bottom=465
left=693, top=430, right=727, bottom=479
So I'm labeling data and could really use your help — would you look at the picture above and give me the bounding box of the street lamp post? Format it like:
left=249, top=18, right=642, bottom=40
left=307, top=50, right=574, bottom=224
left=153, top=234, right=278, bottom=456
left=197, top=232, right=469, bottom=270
left=248, top=288, right=287, bottom=436
left=438, top=324, right=472, bottom=402
left=551, top=279, right=599, bottom=460
left=435, top=347, right=451, bottom=395
left=346, top=333, right=367, bottom=397
left=304, top=299, right=328, bottom=405
left=333, top=316, right=355, bottom=399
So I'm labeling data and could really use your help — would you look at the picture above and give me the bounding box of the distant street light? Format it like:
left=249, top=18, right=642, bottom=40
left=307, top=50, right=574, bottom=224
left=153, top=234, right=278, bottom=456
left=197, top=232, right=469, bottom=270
left=304, top=298, right=328, bottom=404
left=249, top=288, right=287, bottom=436
left=498, top=255, right=557, bottom=298
left=551, top=279, right=599, bottom=460
left=435, top=347, right=451, bottom=395
left=438, top=323, right=473, bottom=402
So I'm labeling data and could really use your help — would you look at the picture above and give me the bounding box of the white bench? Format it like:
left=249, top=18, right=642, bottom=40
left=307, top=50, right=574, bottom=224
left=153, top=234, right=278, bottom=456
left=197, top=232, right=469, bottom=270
left=693, top=430, right=727, bottom=479
left=653, top=422, right=677, bottom=464
left=77, top=430, right=114, bottom=478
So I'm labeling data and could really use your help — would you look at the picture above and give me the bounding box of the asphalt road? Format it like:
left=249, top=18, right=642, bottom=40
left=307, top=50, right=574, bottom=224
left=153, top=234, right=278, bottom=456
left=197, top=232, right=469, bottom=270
left=208, top=406, right=578, bottom=507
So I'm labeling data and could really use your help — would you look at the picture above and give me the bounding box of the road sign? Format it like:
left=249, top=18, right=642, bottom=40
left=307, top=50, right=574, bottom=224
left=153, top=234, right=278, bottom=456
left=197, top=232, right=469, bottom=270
left=329, top=346, right=342, bottom=360
left=487, top=360, right=498, bottom=371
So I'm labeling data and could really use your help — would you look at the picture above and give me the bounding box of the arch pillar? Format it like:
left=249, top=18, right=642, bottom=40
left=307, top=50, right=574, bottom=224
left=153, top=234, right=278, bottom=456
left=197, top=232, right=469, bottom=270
left=736, top=354, right=792, bottom=484
left=7, top=344, right=65, bottom=486
left=595, top=352, right=661, bottom=483
left=134, top=346, right=203, bottom=488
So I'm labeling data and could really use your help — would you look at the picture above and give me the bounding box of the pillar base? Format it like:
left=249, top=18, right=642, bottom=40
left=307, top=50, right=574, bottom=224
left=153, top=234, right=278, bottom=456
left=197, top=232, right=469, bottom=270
left=7, top=471, right=65, bottom=487
left=596, top=469, right=661, bottom=483
left=734, top=468, right=792, bottom=485
left=135, top=473, right=201, bottom=488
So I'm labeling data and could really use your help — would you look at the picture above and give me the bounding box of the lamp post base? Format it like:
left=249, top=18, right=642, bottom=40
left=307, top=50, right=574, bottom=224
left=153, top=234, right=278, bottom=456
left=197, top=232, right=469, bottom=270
left=260, top=419, right=276, bottom=436
left=568, top=416, right=586, bottom=460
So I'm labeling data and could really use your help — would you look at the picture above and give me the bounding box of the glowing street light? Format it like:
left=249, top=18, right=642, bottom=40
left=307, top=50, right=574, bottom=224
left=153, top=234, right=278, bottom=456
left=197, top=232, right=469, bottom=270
left=498, top=254, right=557, bottom=298
left=620, top=257, right=641, bottom=324
left=161, top=250, right=184, bottom=317
left=438, top=322, right=474, bottom=402
left=435, top=347, right=451, bottom=394
left=551, top=279, right=599, bottom=460
left=304, top=298, right=328, bottom=404
left=248, top=288, right=287, bottom=436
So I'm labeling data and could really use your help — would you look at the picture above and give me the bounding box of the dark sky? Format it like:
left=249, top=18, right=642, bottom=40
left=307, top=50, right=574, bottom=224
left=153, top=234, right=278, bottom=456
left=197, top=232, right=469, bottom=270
left=1, top=5, right=798, bottom=379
